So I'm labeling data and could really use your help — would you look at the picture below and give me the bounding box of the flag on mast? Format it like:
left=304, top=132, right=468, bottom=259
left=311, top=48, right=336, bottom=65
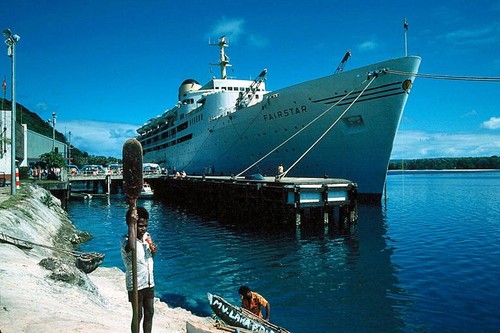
left=1, top=79, right=6, bottom=93
left=404, top=18, right=409, bottom=31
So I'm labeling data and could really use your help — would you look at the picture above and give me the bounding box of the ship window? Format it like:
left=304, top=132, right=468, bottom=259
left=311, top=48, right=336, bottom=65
left=177, top=133, right=193, bottom=144
left=177, top=121, right=188, bottom=132
left=240, top=87, right=245, bottom=91
left=228, top=87, right=233, bottom=91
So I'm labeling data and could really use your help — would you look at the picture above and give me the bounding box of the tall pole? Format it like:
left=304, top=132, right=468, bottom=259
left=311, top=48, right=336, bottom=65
left=47, top=112, right=56, bottom=152
left=3, top=29, right=20, bottom=195
left=68, top=131, right=72, bottom=164
left=52, top=112, right=56, bottom=151
left=404, top=18, right=408, bottom=57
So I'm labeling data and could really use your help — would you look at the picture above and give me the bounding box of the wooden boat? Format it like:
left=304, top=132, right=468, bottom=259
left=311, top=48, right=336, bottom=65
left=207, top=293, right=291, bottom=333
left=75, top=252, right=105, bottom=273
left=186, top=321, right=254, bottom=333
left=70, top=192, right=93, bottom=200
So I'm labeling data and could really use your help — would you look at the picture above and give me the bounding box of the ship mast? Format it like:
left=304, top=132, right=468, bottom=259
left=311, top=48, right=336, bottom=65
left=210, top=36, right=231, bottom=79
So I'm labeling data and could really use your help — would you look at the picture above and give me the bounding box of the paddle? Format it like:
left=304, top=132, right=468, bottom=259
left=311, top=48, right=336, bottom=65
left=122, top=138, right=143, bottom=333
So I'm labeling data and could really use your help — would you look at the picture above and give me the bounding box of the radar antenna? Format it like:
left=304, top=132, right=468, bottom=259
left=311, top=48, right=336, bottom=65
left=209, top=36, right=232, bottom=79
left=334, top=51, right=351, bottom=74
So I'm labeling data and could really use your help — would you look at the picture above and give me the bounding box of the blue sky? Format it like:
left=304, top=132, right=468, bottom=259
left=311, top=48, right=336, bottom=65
left=1, top=0, right=499, bottom=159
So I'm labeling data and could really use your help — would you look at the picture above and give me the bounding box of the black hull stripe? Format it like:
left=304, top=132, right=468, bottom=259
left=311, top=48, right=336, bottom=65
left=311, top=81, right=403, bottom=103
left=333, top=90, right=407, bottom=106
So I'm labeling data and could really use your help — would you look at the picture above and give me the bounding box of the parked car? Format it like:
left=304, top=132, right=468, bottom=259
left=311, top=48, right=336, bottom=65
left=67, top=164, right=80, bottom=175
left=81, top=164, right=106, bottom=176
left=108, top=163, right=123, bottom=175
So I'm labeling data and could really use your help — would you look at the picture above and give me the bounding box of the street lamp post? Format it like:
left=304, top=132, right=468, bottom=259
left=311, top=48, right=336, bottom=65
left=47, top=112, right=56, bottom=152
left=3, top=28, right=20, bottom=195
left=68, top=131, right=72, bottom=164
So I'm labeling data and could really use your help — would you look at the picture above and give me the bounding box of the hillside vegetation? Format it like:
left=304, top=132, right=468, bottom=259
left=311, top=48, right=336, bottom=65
left=1, top=98, right=120, bottom=166
left=389, top=156, right=499, bottom=170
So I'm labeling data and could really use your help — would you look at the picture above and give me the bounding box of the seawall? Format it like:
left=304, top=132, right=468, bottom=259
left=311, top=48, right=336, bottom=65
left=0, top=185, right=209, bottom=332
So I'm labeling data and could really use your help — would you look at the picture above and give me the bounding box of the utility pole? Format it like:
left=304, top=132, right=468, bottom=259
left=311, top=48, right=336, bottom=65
left=3, top=28, right=20, bottom=195
left=47, top=112, right=57, bottom=152
left=68, top=131, right=72, bottom=164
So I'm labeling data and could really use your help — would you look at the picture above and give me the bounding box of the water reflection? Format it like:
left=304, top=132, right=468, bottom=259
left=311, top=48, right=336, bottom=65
left=69, top=198, right=408, bottom=333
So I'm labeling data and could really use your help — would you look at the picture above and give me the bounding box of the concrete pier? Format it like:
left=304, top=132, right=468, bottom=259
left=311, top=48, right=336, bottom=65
left=36, top=173, right=358, bottom=228
left=152, top=175, right=357, bottom=228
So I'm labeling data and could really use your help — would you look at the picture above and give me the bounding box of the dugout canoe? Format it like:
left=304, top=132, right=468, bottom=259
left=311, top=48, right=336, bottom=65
left=207, top=293, right=291, bottom=333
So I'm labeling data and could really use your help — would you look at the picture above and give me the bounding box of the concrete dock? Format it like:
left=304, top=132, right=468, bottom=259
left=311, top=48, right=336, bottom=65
left=33, top=173, right=358, bottom=228
left=151, top=175, right=358, bottom=227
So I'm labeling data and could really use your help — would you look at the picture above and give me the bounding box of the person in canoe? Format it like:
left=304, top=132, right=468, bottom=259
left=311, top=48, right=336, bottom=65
left=121, top=206, right=158, bottom=333
left=238, top=285, right=270, bottom=321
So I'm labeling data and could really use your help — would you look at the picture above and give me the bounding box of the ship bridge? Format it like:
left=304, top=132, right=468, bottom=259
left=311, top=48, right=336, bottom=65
left=201, top=78, right=266, bottom=93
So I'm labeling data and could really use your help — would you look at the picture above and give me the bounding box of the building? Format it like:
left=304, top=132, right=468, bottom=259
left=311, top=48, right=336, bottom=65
left=1, top=109, right=67, bottom=183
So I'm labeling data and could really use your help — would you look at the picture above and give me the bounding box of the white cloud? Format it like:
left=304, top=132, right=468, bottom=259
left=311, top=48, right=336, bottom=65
left=59, top=120, right=139, bottom=158
left=208, top=17, right=268, bottom=48
left=438, top=23, right=500, bottom=46
left=35, top=102, right=49, bottom=112
left=460, top=110, right=477, bottom=118
left=481, top=117, right=500, bottom=130
left=357, top=40, right=378, bottom=52
left=392, top=130, right=500, bottom=159
left=248, top=34, right=269, bottom=48
left=446, top=27, right=491, bottom=40
left=209, top=17, right=245, bottom=43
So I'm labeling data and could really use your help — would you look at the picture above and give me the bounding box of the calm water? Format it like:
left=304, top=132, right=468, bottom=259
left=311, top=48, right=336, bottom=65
left=68, top=171, right=500, bottom=332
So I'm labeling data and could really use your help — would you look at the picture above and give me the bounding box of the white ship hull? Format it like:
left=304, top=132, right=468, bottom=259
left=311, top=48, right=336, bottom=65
left=138, top=38, right=421, bottom=202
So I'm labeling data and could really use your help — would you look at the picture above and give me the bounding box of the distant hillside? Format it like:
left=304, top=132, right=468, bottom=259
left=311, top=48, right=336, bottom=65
left=0, top=98, right=121, bottom=166
left=389, top=156, right=499, bottom=170
left=1, top=97, right=68, bottom=144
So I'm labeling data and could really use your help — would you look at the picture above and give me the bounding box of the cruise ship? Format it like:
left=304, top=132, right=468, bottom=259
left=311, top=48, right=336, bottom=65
left=137, top=36, right=421, bottom=202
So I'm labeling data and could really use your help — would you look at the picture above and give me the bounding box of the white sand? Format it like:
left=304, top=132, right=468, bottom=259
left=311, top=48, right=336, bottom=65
left=0, top=185, right=211, bottom=332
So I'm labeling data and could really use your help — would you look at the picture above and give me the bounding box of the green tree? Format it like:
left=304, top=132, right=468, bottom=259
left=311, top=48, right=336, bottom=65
left=40, top=152, right=66, bottom=168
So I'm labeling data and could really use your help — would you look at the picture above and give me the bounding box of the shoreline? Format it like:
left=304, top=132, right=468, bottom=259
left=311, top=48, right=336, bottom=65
left=0, top=185, right=210, bottom=332
left=387, top=168, right=498, bottom=174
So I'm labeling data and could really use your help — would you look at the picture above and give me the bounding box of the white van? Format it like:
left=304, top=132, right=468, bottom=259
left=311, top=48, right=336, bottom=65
left=143, top=163, right=161, bottom=174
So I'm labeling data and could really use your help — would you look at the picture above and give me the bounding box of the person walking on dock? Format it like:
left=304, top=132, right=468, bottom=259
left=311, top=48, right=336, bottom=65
left=239, top=285, right=270, bottom=321
left=121, top=206, right=157, bottom=333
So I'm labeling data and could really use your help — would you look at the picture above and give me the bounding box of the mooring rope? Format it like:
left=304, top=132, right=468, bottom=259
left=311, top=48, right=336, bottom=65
left=386, top=70, right=500, bottom=82
left=280, top=74, right=378, bottom=179
left=0, top=231, right=98, bottom=257
left=235, top=77, right=373, bottom=178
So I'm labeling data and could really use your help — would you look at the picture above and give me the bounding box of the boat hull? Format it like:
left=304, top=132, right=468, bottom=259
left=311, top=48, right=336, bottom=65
left=207, top=293, right=290, bottom=333
left=141, top=56, right=421, bottom=202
